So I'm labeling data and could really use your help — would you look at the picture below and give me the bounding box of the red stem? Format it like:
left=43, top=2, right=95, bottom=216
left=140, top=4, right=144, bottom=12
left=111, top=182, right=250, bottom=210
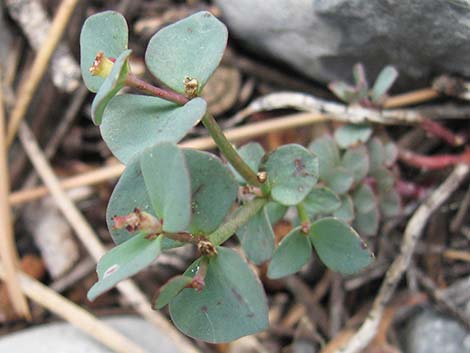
left=420, top=119, right=465, bottom=147
left=398, top=148, right=470, bottom=170
left=125, top=74, right=189, bottom=106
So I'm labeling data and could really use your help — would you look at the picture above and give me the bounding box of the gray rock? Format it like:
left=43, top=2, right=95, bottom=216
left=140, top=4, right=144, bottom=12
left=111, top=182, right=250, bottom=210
left=215, top=0, right=470, bottom=88
left=400, top=309, right=470, bottom=353
left=0, top=315, right=182, bottom=353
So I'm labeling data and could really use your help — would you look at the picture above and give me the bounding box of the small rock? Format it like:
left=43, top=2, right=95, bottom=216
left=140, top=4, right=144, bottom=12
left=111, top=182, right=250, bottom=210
left=0, top=315, right=182, bottom=353
left=215, top=0, right=470, bottom=88
left=400, top=309, right=470, bottom=353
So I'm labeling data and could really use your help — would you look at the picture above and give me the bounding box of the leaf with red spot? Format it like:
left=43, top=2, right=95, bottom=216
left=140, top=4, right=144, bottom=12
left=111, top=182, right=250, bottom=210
left=261, top=144, right=319, bottom=206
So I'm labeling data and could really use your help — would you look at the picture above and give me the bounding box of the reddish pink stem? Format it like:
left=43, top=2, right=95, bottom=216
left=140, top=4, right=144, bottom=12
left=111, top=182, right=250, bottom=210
left=420, top=119, right=465, bottom=147
left=398, top=148, right=470, bottom=170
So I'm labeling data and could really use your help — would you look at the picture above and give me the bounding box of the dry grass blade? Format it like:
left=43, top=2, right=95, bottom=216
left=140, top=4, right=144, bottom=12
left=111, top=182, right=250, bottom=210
left=0, top=262, right=151, bottom=353
left=335, top=164, right=470, bottom=353
left=18, top=122, right=202, bottom=353
left=10, top=112, right=326, bottom=206
left=0, top=69, right=30, bottom=319
left=6, top=0, right=79, bottom=146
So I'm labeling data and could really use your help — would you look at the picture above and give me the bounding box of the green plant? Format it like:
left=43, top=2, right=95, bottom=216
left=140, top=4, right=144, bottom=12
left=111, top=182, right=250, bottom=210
left=81, top=11, right=375, bottom=343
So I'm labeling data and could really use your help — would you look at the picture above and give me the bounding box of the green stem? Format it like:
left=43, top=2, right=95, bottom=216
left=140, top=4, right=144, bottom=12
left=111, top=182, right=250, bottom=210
left=202, top=113, right=261, bottom=186
left=296, top=203, right=311, bottom=234
left=125, top=76, right=261, bottom=187
left=209, top=198, right=267, bottom=245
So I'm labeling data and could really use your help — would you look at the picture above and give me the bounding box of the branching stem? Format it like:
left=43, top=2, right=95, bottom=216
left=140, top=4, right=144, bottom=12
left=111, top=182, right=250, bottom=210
left=125, top=75, right=261, bottom=186
left=209, top=198, right=267, bottom=246
left=126, top=74, right=189, bottom=106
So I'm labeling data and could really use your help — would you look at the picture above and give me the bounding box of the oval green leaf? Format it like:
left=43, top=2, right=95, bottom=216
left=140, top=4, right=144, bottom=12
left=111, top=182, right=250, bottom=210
left=140, top=143, right=191, bottom=233
left=266, top=201, right=288, bottom=225
left=106, top=158, right=181, bottom=251
left=303, top=186, right=341, bottom=218
left=371, top=66, right=398, bottom=103
left=334, top=124, right=372, bottom=148
left=145, top=11, right=228, bottom=95
left=325, top=166, right=354, bottom=194
left=170, top=247, right=269, bottom=343
left=267, top=227, right=312, bottom=279
left=309, top=135, right=340, bottom=180
left=352, top=183, right=376, bottom=213
left=101, top=95, right=206, bottom=165
left=230, top=142, right=265, bottom=184
left=367, top=137, right=385, bottom=171
left=372, top=167, right=395, bottom=192
left=183, top=149, right=238, bottom=235
left=91, top=49, right=131, bottom=125
left=237, top=206, right=275, bottom=265
left=353, top=208, right=380, bottom=236
left=87, top=233, right=162, bottom=301
left=309, top=218, right=374, bottom=274
left=261, top=144, right=319, bottom=206
left=341, top=145, right=370, bottom=183
left=106, top=159, right=154, bottom=245
left=154, top=275, right=192, bottom=310
left=80, top=11, right=128, bottom=92
left=379, top=189, right=401, bottom=218
left=333, top=195, right=354, bottom=223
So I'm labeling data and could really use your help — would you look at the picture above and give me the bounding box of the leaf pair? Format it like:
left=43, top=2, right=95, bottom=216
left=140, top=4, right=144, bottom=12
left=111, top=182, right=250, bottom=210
left=80, top=11, right=227, bottom=125
left=88, top=143, right=238, bottom=300
left=309, top=134, right=370, bottom=195
left=108, top=143, right=238, bottom=245
left=268, top=217, right=374, bottom=279
left=329, top=63, right=398, bottom=106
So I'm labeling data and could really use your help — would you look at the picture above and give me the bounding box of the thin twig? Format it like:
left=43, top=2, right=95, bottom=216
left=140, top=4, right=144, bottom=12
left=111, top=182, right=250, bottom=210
left=21, top=84, right=89, bottom=190
left=18, top=122, right=202, bottom=353
left=0, top=67, right=31, bottom=320
left=225, top=91, right=470, bottom=129
left=9, top=112, right=327, bottom=206
left=415, top=268, right=470, bottom=330
left=382, top=88, right=439, bottom=109
left=335, top=164, right=469, bottom=353
left=0, top=262, right=151, bottom=353
left=6, top=0, right=79, bottom=146
left=0, top=69, right=30, bottom=319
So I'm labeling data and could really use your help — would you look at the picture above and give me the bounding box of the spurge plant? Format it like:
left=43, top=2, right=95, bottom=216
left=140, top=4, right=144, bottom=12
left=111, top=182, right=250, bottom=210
left=80, top=11, right=375, bottom=343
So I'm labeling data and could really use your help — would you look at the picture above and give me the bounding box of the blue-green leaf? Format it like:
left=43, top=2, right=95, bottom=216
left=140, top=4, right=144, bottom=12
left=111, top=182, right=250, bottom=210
left=303, top=186, right=341, bottom=218
left=237, top=206, right=275, bottom=265
left=145, top=11, right=228, bottom=95
left=140, top=143, right=191, bottom=233
left=352, top=183, right=376, bottom=213
left=334, top=124, right=372, bottom=148
left=230, top=142, right=265, bottom=184
left=183, top=149, right=238, bottom=235
left=309, top=135, right=340, bottom=180
left=91, top=49, right=131, bottom=125
left=333, top=195, right=354, bottom=223
left=262, top=144, right=319, bottom=206
left=371, top=66, right=398, bottom=103
left=101, top=95, right=206, bottom=165
left=80, top=11, right=128, bottom=92
left=88, top=233, right=162, bottom=301
left=341, top=145, right=370, bottom=183
left=170, top=247, right=269, bottom=343
left=309, top=218, right=373, bottom=274
left=268, top=227, right=312, bottom=279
